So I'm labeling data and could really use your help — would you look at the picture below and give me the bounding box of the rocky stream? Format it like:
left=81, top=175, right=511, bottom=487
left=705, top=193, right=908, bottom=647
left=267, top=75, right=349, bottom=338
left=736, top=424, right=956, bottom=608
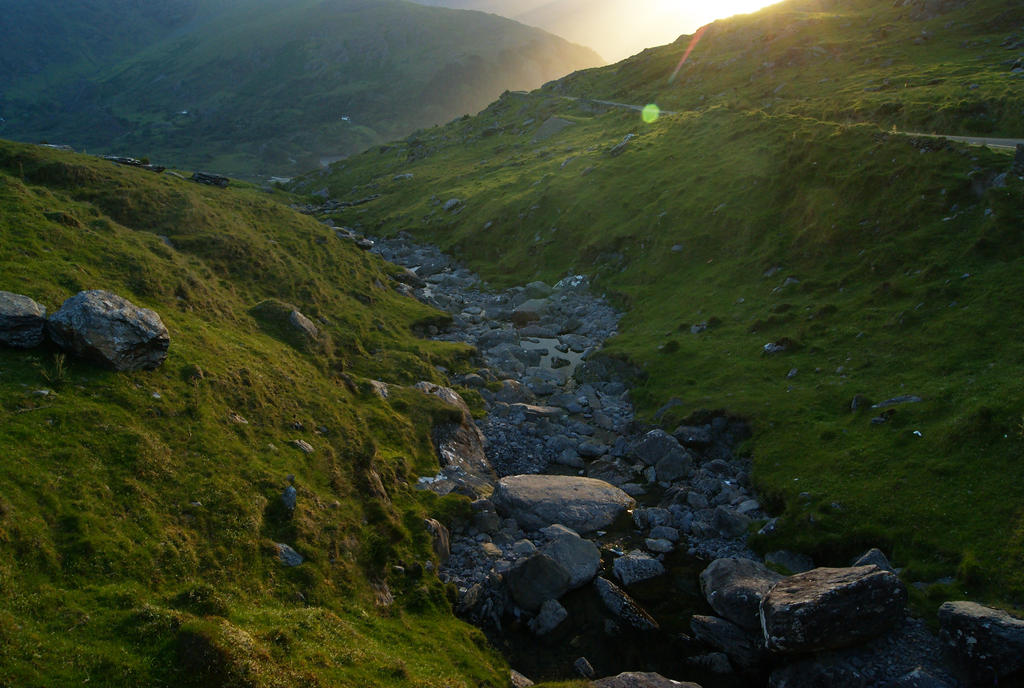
left=320, top=224, right=1024, bottom=688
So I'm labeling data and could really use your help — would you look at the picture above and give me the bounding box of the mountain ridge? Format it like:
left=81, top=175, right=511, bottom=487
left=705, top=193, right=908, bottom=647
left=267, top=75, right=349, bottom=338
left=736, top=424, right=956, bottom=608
left=0, top=0, right=603, bottom=179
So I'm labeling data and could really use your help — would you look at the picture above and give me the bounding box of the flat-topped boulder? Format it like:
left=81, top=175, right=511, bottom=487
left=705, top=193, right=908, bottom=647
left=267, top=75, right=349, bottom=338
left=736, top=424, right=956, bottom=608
left=593, top=672, right=701, bottom=688
left=760, top=565, right=907, bottom=653
left=0, top=291, right=47, bottom=348
left=47, top=290, right=169, bottom=371
left=492, top=475, right=634, bottom=533
left=939, top=600, right=1024, bottom=679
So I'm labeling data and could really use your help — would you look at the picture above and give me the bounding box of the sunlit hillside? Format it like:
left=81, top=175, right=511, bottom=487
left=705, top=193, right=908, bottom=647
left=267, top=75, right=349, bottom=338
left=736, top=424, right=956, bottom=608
left=301, top=0, right=1024, bottom=606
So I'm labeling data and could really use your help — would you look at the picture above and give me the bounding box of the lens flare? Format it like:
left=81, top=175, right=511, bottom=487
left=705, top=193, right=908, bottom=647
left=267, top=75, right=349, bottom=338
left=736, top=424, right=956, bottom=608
left=669, top=25, right=709, bottom=84
left=642, top=104, right=661, bottom=124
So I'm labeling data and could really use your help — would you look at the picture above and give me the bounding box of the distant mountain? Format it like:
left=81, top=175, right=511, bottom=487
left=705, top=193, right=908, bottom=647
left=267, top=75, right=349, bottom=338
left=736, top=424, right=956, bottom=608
left=408, top=0, right=749, bottom=61
left=0, top=0, right=602, bottom=178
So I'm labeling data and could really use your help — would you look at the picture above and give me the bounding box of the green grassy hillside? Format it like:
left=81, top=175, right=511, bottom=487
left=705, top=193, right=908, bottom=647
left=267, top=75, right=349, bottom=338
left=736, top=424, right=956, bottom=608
left=0, top=140, right=507, bottom=687
left=552, top=0, right=1024, bottom=135
left=0, top=0, right=602, bottom=180
left=298, top=0, right=1024, bottom=609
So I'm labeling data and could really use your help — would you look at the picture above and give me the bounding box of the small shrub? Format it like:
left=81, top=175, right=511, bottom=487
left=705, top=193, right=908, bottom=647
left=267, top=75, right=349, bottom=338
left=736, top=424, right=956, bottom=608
left=37, top=352, right=69, bottom=389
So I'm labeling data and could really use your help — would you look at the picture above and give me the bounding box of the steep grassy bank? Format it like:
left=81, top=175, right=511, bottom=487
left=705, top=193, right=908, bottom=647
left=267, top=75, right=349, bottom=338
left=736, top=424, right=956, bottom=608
left=0, top=140, right=506, bottom=686
left=299, top=76, right=1024, bottom=607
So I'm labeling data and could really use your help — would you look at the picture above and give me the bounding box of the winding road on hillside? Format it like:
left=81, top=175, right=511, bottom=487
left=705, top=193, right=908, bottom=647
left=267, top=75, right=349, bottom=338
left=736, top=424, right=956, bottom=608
left=521, top=91, right=1024, bottom=151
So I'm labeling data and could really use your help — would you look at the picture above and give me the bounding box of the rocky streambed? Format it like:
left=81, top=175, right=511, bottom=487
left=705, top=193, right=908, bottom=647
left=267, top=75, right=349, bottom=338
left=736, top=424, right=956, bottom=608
left=324, top=225, right=1024, bottom=688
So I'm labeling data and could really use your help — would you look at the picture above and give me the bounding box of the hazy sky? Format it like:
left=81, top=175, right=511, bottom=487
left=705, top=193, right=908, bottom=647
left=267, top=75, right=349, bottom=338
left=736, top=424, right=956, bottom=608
left=411, top=0, right=781, bottom=62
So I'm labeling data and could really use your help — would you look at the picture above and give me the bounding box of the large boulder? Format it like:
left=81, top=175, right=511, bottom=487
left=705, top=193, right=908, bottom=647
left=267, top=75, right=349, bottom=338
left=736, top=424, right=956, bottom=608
left=632, top=429, right=691, bottom=470
left=760, top=565, right=907, bottom=653
left=593, top=577, right=659, bottom=632
left=506, top=552, right=571, bottom=612
left=47, top=290, right=169, bottom=370
left=491, top=475, right=634, bottom=533
left=415, top=382, right=496, bottom=498
left=938, top=600, right=1024, bottom=679
left=613, top=550, right=666, bottom=587
left=700, top=558, right=783, bottom=631
left=0, top=291, right=47, bottom=348
left=540, top=525, right=601, bottom=589
left=593, top=672, right=701, bottom=688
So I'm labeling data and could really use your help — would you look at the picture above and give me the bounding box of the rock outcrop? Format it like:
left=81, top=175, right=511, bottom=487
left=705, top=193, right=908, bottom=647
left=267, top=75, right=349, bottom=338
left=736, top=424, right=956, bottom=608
left=593, top=672, right=701, bottom=688
left=760, top=565, right=907, bottom=653
left=47, top=290, right=169, bottom=370
left=491, top=475, right=634, bottom=533
left=938, top=600, right=1024, bottom=680
left=415, top=382, right=496, bottom=497
left=506, top=552, right=571, bottom=612
left=0, top=291, right=47, bottom=348
left=700, top=558, right=783, bottom=631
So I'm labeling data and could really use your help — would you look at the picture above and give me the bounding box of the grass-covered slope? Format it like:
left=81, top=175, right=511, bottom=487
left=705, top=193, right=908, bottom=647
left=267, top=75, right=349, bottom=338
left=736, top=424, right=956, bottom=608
left=552, top=0, right=1024, bottom=136
left=0, top=140, right=508, bottom=687
left=0, top=0, right=602, bottom=180
left=297, top=4, right=1024, bottom=608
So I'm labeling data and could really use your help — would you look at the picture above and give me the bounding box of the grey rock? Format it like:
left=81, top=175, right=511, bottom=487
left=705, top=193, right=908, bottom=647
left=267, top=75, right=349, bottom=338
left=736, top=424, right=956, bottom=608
left=511, top=298, right=550, bottom=327
left=290, top=439, right=314, bottom=454
left=700, top=558, right=784, bottom=631
left=574, top=656, right=596, bottom=679
left=938, top=600, right=1024, bottom=679
left=555, top=448, right=585, bottom=468
left=0, top=291, right=47, bottom=348
left=47, top=290, right=169, bottom=371
left=528, top=598, right=568, bottom=636
left=712, top=506, right=751, bottom=537
left=650, top=525, right=680, bottom=542
left=634, top=507, right=672, bottom=529
left=593, top=577, right=659, bottom=632
left=593, top=672, right=700, bottom=688
left=288, top=309, right=319, bottom=339
left=607, top=133, right=636, bottom=157
left=761, top=566, right=908, bottom=653
left=443, top=198, right=462, bottom=212
left=691, top=615, right=765, bottom=670
left=578, top=440, right=609, bottom=458
left=872, top=395, right=923, bottom=408
left=656, top=450, right=692, bottom=482
left=673, top=425, right=714, bottom=448
left=510, top=669, right=535, bottom=688
left=275, top=543, right=303, bottom=567
left=633, top=429, right=689, bottom=466
left=424, top=518, right=451, bottom=563
left=281, top=485, right=297, bottom=511
left=613, top=550, right=666, bottom=586
left=541, top=527, right=601, bottom=589
left=645, top=538, right=674, bottom=553
left=524, top=281, right=553, bottom=299
left=491, top=475, right=634, bottom=533
left=765, top=550, right=815, bottom=574
left=688, top=492, right=710, bottom=510
left=415, top=382, right=496, bottom=498
left=513, top=539, right=537, bottom=556
left=507, top=552, right=571, bottom=612
left=851, top=547, right=894, bottom=573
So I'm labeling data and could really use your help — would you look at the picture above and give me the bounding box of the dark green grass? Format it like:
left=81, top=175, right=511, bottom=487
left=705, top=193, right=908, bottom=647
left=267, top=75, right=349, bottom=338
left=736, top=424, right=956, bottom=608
left=0, top=140, right=507, bottom=686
